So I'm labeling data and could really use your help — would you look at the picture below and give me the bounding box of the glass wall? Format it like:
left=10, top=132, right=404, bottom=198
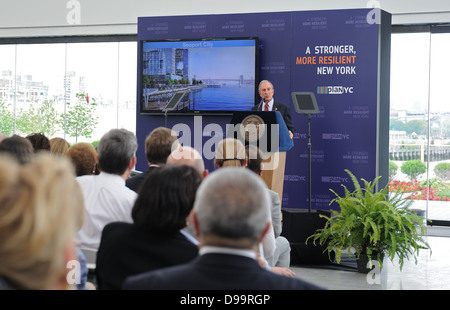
left=389, top=29, right=450, bottom=225
left=428, top=32, right=450, bottom=224
left=0, top=40, right=137, bottom=144
left=1, top=32, right=449, bottom=225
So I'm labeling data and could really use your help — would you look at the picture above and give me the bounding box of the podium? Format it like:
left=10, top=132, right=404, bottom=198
left=228, top=111, right=293, bottom=206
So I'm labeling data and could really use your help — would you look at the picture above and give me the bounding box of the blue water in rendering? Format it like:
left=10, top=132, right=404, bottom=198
left=189, top=85, right=255, bottom=111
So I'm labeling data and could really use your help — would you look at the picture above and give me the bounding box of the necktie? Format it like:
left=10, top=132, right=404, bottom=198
left=264, top=103, right=269, bottom=111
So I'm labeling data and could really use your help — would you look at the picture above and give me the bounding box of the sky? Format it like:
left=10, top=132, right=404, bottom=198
left=390, top=32, right=450, bottom=113
left=0, top=42, right=137, bottom=103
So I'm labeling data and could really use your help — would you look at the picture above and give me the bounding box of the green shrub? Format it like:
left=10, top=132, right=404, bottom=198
left=434, top=163, right=450, bottom=181
left=389, top=161, right=398, bottom=180
left=401, top=159, right=426, bottom=181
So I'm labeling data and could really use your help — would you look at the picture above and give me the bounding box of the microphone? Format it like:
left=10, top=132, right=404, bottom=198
left=259, top=99, right=264, bottom=111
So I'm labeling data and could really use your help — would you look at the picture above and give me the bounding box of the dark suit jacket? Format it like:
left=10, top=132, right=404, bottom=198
left=252, top=101, right=295, bottom=134
left=96, top=222, right=199, bottom=290
left=122, top=253, right=323, bottom=290
left=125, top=166, right=158, bottom=192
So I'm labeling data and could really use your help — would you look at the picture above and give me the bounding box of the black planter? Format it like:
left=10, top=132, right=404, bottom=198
left=356, top=254, right=385, bottom=274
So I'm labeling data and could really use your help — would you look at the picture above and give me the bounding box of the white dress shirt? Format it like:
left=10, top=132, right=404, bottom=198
left=199, top=245, right=257, bottom=260
left=260, top=98, right=274, bottom=111
left=76, top=172, right=137, bottom=249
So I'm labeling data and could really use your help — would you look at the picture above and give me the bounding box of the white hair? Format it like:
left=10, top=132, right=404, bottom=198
left=258, top=80, right=274, bottom=91
left=193, top=167, right=270, bottom=244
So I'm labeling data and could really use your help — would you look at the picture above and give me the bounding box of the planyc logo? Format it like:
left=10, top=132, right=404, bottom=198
left=321, top=176, right=349, bottom=183
left=66, top=0, right=81, bottom=25
left=171, top=116, right=281, bottom=169
left=322, top=133, right=351, bottom=140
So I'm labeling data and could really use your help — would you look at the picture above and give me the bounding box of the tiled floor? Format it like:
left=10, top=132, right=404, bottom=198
left=290, top=232, right=450, bottom=290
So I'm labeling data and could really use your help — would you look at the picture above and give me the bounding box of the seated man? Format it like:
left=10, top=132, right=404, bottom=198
left=126, top=126, right=178, bottom=192
left=123, top=167, right=322, bottom=290
left=166, top=145, right=208, bottom=179
left=76, top=128, right=138, bottom=249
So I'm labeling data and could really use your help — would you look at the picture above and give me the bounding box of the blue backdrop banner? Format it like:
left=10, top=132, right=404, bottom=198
left=136, top=9, right=391, bottom=211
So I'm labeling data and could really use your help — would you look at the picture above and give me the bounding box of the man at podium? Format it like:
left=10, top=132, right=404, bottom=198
left=252, top=80, right=295, bottom=139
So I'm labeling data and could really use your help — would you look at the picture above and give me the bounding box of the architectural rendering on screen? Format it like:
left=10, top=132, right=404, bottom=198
left=139, top=37, right=258, bottom=114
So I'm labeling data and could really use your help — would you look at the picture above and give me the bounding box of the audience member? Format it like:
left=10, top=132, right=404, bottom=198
left=246, top=144, right=292, bottom=268
left=26, top=132, right=50, bottom=152
left=51, top=139, right=97, bottom=290
left=0, top=134, right=34, bottom=164
left=214, top=138, right=276, bottom=263
left=0, top=153, right=83, bottom=290
left=50, top=137, right=70, bottom=156
left=96, top=165, right=202, bottom=290
left=126, top=126, right=178, bottom=192
left=76, top=128, right=138, bottom=250
left=166, top=145, right=208, bottom=240
left=123, top=167, right=322, bottom=290
left=213, top=137, right=247, bottom=168
left=66, top=142, right=98, bottom=177
left=166, top=145, right=208, bottom=178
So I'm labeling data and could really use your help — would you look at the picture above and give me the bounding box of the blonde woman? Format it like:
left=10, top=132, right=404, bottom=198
left=50, top=137, right=70, bottom=156
left=0, top=153, right=83, bottom=290
left=213, top=137, right=247, bottom=168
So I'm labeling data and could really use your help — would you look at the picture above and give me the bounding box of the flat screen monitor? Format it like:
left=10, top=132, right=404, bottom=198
left=139, top=37, right=259, bottom=115
left=291, top=92, right=320, bottom=115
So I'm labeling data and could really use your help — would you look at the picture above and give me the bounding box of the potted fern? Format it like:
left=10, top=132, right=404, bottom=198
left=307, top=169, right=430, bottom=273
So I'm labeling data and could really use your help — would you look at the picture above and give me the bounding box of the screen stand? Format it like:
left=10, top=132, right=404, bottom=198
left=291, top=92, right=319, bottom=213
left=164, top=110, right=169, bottom=128
left=162, top=91, right=187, bottom=128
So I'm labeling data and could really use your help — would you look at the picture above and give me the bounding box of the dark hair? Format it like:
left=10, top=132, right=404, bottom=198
left=26, top=133, right=50, bottom=153
left=245, top=145, right=263, bottom=175
left=132, top=165, right=202, bottom=234
left=0, top=135, right=34, bottom=164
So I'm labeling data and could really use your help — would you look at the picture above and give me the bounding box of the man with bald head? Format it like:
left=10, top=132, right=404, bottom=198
left=166, top=145, right=208, bottom=179
left=123, top=167, right=322, bottom=290
left=167, top=145, right=208, bottom=243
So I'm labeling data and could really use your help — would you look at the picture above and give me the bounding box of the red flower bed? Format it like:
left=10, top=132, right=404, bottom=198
left=389, top=180, right=449, bottom=201
left=388, top=180, right=421, bottom=193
